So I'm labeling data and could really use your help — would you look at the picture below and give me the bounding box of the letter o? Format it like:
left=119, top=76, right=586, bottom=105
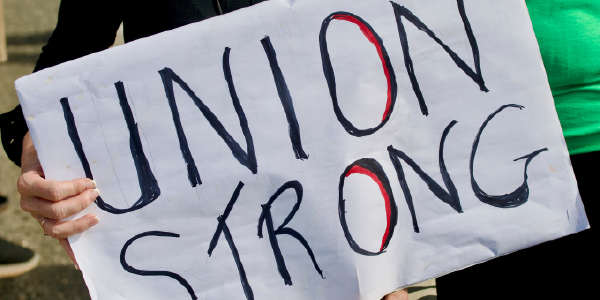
left=319, top=12, right=398, bottom=137
left=338, top=158, right=398, bottom=256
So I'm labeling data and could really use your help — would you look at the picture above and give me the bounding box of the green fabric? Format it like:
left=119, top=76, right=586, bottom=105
left=526, top=0, right=600, bottom=155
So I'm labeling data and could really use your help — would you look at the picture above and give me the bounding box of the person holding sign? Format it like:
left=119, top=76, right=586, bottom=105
left=0, top=0, right=595, bottom=299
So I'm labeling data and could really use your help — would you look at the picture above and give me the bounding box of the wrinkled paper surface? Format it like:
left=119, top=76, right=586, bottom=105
left=16, top=0, right=588, bottom=299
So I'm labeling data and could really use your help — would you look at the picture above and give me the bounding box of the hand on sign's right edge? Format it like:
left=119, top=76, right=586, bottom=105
left=17, top=132, right=100, bottom=267
left=382, top=288, right=409, bottom=300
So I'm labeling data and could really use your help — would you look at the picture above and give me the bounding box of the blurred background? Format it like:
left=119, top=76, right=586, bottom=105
left=0, top=1, right=93, bottom=299
left=0, top=1, right=433, bottom=299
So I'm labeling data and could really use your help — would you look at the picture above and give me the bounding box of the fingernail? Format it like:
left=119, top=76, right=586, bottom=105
left=89, top=216, right=100, bottom=227
left=85, top=180, right=97, bottom=189
left=74, top=263, right=80, bottom=270
left=90, top=188, right=100, bottom=200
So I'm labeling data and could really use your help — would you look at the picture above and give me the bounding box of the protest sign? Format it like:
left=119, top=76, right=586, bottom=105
left=16, top=0, right=588, bottom=299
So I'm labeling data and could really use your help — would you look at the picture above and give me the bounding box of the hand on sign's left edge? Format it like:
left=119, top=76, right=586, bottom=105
left=382, top=288, right=408, bottom=300
left=17, top=132, right=100, bottom=269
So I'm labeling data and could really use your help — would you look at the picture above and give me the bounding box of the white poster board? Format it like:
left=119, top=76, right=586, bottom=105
left=16, top=0, right=588, bottom=299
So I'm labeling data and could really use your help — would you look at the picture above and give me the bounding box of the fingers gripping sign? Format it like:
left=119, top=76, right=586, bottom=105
left=34, top=212, right=100, bottom=240
left=20, top=179, right=99, bottom=221
left=18, top=132, right=101, bottom=264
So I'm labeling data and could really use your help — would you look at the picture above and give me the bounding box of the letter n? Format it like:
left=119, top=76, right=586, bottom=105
left=388, top=121, right=462, bottom=233
left=158, top=54, right=257, bottom=188
left=391, top=0, right=488, bottom=116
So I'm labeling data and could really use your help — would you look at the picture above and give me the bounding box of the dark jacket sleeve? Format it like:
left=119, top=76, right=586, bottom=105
left=0, top=0, right=123, bottom=167
left=0, top=106, right=30, bottom=167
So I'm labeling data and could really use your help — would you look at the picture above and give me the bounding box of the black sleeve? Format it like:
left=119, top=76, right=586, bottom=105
left=0, top=106, right=29, bottom=167
left=0, top=0, right=123, bottom=167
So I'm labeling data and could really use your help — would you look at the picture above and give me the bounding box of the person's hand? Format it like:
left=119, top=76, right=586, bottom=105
left=17, top=132, right=100, bottom=266
left=382, top=288, right=408, bottom=300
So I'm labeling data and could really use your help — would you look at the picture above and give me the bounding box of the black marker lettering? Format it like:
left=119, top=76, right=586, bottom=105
left=208, top=182, right=254, bottom=300
left=388, top=121, right=462, bottom=233
left=159, top=64, right=257, bottom=176
left=339, top=158, right=398, bottom=256
left=162, top=70, right=202, bottom=187
left=261, top=36, right=309, bottom=159
left=61, top=82, right=161, bottom=215
left=471, top=104, right=548, bottom=208
left=319, top=12, right=398, bottom=137
left=257, top=181, right=324, bottom=285
left=391, top=0, right=488, bottom=116
left=120, top=231, right=197, bottom=300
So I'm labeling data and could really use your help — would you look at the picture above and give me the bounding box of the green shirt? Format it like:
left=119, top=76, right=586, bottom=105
left=527, top=0, right=600, bottom=155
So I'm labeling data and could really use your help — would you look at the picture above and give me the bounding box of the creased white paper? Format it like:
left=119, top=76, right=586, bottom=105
left=16, top=0, right=588, bottom=299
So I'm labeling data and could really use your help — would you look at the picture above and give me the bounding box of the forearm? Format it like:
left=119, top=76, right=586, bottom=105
left=20, top=132, right=38, bottom=171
